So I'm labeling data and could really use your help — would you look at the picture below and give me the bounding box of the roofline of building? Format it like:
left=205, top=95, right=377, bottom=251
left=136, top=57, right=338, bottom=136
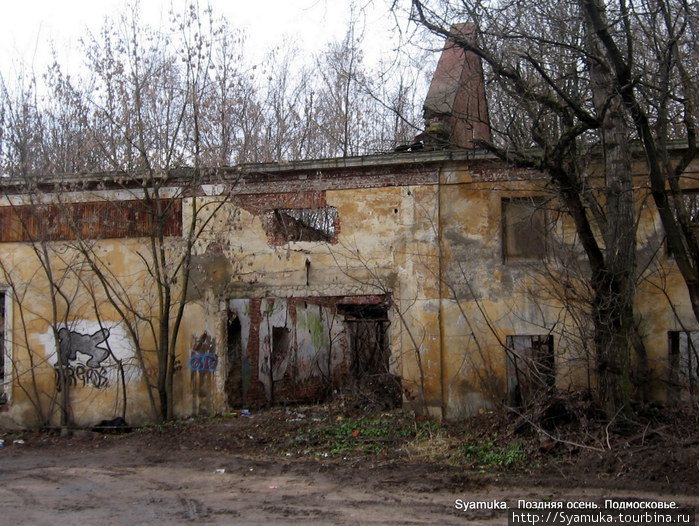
left=234, top=148, right=500, bottom=175
left=0, top=149, right=498, bottom=193
left=0, top=140, right=692, bottom=194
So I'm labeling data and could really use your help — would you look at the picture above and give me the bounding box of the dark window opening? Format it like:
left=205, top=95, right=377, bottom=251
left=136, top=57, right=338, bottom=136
left=225, top=314, right=243, bottom=408
left=668, top=330, right=699, bottom=399
left=0, top=291, right=6, bottom=407
left=505, top=334, right=554, bottom=406
left=338, top=303, right=401, bottom=409
left=270, top=326, right=291, bottom=403
left=272, top=327, right=291, bottom=368
left=502, top=197, right=547, bottom=261
left=272, top=207, right=338, bottom=243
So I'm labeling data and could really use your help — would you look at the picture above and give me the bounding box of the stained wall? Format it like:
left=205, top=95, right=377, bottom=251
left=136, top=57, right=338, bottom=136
left=0, top=153, right=697, bottom=427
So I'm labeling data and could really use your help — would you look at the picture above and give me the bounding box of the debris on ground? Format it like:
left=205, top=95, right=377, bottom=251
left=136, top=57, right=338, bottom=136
left=92, top=417, right=132, bottom=434
left=2, top=397, right=698, bottom=492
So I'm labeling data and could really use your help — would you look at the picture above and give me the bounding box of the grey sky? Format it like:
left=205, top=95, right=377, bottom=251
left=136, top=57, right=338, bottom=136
left=0, top=0, right=402, bottom=75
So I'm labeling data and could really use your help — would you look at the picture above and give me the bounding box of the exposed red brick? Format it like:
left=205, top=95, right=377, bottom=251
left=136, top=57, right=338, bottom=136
left=241, top=295, right=390, bottom=407
left=235, top=191, right=342, bottom=246
left=261, top=208, right=341, bottom=246
left=0, top=199, right=182, bottom=242
left=235, top=191, right=327, bottom=215
left=297, top=295, right=387, bottom=307
left=423, top=23, right=491, bottom=148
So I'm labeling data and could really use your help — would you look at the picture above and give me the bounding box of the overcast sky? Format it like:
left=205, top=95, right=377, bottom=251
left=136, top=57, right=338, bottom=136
left=0, top=0, right=405, bottom=75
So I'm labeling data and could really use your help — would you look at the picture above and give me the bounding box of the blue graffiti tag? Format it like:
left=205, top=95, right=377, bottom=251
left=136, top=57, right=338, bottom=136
left=188, top=353, right=218, bottom=372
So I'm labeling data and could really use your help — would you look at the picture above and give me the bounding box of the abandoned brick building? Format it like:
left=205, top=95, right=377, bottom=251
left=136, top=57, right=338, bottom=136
left=0, top=29, right=697, bottom=428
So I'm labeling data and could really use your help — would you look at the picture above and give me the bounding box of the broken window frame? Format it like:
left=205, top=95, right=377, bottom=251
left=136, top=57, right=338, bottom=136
left=668, top=330, right=699, bottom=398
left=0, top=289, right=10, bottom=408
left=505, top=334, right=555, bottom=406
left=271, top=206, right=339, bottom=244
left=337, top=303, right=392, bottom=381
left=501, top=197, right=548, bottom=262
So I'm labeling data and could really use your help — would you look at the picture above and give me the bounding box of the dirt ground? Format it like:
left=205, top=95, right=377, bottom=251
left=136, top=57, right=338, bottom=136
left=1, top=405, right=698, bottom=525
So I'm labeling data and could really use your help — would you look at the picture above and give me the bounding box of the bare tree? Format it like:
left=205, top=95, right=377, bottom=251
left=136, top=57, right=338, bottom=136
left=0, top=0, right=431, bottom=423
left=403, top=0, right=649, bottom=418
left=579, top=0, right=699, bottom=324
left=0, top=3, right=242, bottom=422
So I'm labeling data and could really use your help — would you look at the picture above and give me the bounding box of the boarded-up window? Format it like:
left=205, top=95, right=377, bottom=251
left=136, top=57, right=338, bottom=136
left=270, top=207, right=338, bottom=243
left=505, top=334, right=554, bottom=406
left=668, top=331, right=699, bottom=397
left=0, top=199, right=182, bottom=242
left=502, top=197, right=546, bottom=261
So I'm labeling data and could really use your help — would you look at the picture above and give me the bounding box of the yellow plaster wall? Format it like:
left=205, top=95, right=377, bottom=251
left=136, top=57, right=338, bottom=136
left=2, top=164, right=699, bottom=428
left=189, top=185, right=446, bottom=415
left=0, top=237, right=192, bottom=428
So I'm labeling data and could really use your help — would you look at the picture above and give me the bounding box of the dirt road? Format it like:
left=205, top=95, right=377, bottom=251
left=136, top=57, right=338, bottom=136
left=1, top=439, right=696, bottom=525
left=1, top=408, right=697, bottom=525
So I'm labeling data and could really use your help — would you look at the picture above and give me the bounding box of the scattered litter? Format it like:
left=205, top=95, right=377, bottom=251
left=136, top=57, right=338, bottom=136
left=0, top=440, right=4, bottom=448
left=311, top=418, right=322, bottom=422
left=249, top=468, right=254, bottom=471
left=215, top=468, right=226, bottom=474
left=352, top=429, right=360, bottom=437
left=336, top=416, right=344, bottom=421
left=268, top=485, right=279, bottom=489
left=13, top=439, right=25, bottom=445
left=285, top=453, right=292, bottom=457
left=240, top=409, right=251, bottom=416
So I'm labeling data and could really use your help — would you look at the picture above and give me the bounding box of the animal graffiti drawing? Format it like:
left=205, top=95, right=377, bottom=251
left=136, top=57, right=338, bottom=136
left=57, top=327, right=111, bottom=367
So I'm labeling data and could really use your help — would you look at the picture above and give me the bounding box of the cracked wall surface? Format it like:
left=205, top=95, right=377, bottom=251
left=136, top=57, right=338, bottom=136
left=1, top=153, right=699, bottom=426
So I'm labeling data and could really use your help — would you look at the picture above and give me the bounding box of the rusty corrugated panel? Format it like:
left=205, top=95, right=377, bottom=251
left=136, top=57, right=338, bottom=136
left=0, top=199, right=182, bottom=242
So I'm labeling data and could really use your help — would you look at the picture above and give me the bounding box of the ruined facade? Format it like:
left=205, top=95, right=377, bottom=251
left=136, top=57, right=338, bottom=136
left=1, top=35, right=698, bottom=429
left=0, top=149, right=697, bottom=429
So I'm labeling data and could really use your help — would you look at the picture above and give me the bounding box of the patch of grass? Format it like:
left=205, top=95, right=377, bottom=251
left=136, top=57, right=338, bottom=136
left=293, top=412, right=438, bottom=457
left=287, top=410, right=529, bottom=468
left=413, top=420, right=442, bottom=439
left=463, top=440, right=527, bottom=468
left=404, top=431, right=456, bottom=462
